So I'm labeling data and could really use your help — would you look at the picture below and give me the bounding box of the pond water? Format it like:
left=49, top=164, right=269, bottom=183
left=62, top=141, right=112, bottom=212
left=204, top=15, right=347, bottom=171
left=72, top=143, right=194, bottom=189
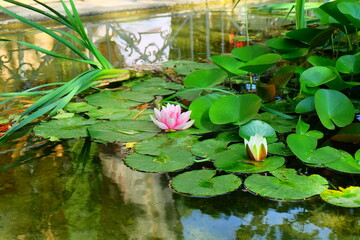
left=1, top=2, right=360, bottom=240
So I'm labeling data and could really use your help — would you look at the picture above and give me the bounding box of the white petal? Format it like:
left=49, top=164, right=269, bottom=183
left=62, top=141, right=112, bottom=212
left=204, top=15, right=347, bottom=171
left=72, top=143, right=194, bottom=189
left=175, top=120, right=195, bottom=130
left=150, top=115, right=168, bottom=130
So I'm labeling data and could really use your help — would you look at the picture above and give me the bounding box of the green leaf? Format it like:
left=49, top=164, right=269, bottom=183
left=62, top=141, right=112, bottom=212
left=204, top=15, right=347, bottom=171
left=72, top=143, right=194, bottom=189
left=88, top=120, right=159, bottom=143
left=295, top=96, right=315, bottom=113
left=295, top=117, right=310, bottom=134
left=171, top=170, right=241, bottom=197
left=314, top=89, right=355, bottom=130
left=190, top=139, right=229, bottom=158
left=162, top=60, right=217, bottom=75
left=268, top=142, right=294, bottom=156
left=239, top=53, right=281, bottom=74
left=281, top=48, right=308, bottom=62
left=135, top=134, right=199, bottom=156
left=245, top=168, right=328, bottom=200
left=308, top=56, right=336, bottom=67
left=336, top=55, right=360, bottom=74
left=210, top=56, right=247, bottom=76
left=255, top=112, right=297, bottom=133
left=64, top=102, right=97, bottom=113
left=238, top=120, right=277, bottom=141
left=321, top=186, right=360, bottom=208
left=34, top=117, right=97, bottom=139
left=85, top=90, right=139, bottom=108
left=209, top=94, right=262, bottom=125
left=325, top=150, right=360, bottom=174
left=231, top=45, right=272, bottom=62
left=337, top=1, right=360, bottom=26
left=300, top=66, right=337, bottom=87
left=184, top=68, right=228, bottom=88
left=125, top=148, right=194, bottom=173
left=266, top=38, right=308, bottom=53
left=287, top=133, right=317, bottom=161
left=213, top=144, right=285, bottom=173
left=305, top=146, right=340, bottom=164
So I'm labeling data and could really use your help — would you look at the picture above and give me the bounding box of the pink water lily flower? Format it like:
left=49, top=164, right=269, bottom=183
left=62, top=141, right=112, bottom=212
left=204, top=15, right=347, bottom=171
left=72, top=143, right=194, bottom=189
left=150, top=103, right=195, bottom=132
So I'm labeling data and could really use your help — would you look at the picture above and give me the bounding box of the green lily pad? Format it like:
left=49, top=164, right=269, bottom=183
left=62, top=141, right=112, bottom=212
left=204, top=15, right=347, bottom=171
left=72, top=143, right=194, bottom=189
left=34, top=117, right=97, bottom=139
left=300, top=66, right=337, bottom=87
left=239, top=53, right=282, bottom=74
left=315, top=89, right=355, bottom=130
left=162, top=60, right=218, bottom=75
left=231, top=45, right=273, bottom=62
left=210, top=56, right=247, bottom=76
left=209, top=94, right=262, bottom=125
left=295, top=96, right=315, bottom=113
left=64, top=102, right=97, bottom=113
left=85, top=90, right=139, bottom=108
left=116, top=90, right=155, bottom=103
left=88, top=120, right=159, bottom=143
left=184, top=68, right=228, bottom=88
left=130, top=77, right=183, bottom=91
left=190, top=139, right=229, bottom=158
left=135, top=134, right=199, bottom=156
left=171, top=170, right=241, bottom=197
left=336, top=55, right=360, bottom=74
left=320, top=186, right=360, bottom=208
left=245, top=168, right=328, bottom=200
left=256, top=112, right=297, bottom=133
left=124, top=148, right=194, bottom=172
left=324, top=150, right=360, bottom=174
left=213, top=144, right=285, bottom=173
left=268, top=142, right=294, bottom=156
left=86, top=107, right=131, bottom=119
left=266, top=38, right=308, bottom=53
left=287, top=133, right=317, bottom=161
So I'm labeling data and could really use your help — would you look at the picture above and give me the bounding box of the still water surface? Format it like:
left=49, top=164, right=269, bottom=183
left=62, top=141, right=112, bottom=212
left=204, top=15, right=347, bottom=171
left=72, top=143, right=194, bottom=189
left=0, top=3, right=360, bottom=240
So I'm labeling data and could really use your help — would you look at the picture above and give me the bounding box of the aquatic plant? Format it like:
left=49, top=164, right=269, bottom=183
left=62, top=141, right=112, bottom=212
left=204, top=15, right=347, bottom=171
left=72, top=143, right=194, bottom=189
left=244, top=134, right=267, bottom=161
left=150, top=103, right=195, bottom=132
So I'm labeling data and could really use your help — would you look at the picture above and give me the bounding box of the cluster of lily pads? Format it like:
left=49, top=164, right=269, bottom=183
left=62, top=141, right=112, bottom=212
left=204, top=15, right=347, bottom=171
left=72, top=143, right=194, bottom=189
left=2, top=0, right=360, bottom=208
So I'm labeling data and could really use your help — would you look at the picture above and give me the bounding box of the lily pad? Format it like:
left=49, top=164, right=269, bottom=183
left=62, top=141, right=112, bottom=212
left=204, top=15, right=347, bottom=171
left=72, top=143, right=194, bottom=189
left=320, top=186, right=360, bottom=208
left=210, top=56, right=247, bottom=76
left=268, top=142, right=294, bottom=156
left=238, top=120, right=277, bottom=142
left=34, top=117, right=98, bottom=139
left=85, top=90, right=139, bottom=108
left=124, top=148, right=194, bottom=172
left=171, top=170, right=241, bottom=197
left=190, top=139, right=229, bottom=158
left=324, top=150, right=360, bottom=174
left=245, top=168, right=328, bottom=200
left=232, top=45, right=272, bottom=62
left=86, top=107, right=131, bottom=119
left=88, top=120, right=159, bottom=143
left=64, top=102, right=97, bottom=113
left=213, top=144, right=285, bottom=173
left=135, top=134, right=199, bottom=156
left=336, top=55, right=360, bottom=74
left=256, top=112, right=297, bottom=133
left=184, top=68, right=228, bottom=88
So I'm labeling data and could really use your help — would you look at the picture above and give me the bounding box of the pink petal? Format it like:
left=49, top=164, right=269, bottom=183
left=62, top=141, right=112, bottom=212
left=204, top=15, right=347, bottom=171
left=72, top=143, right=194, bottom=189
left=154, top=108, right=162, bottom=120
left=175, top=120, right=195, bottom=130
left=150, top=115, right=168, bottom=130
left=176, top=110, right=191, bottom=125
left=165, top=117, right=176, bottom=129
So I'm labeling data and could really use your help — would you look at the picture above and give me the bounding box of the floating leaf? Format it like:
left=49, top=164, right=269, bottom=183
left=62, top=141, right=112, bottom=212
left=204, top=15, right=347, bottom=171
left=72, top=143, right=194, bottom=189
left=268, top=142, right=294, bottom=156
left=287, top=134, right=317, bottom=161
left=308, top=56, right=336, bottom=67
left=245, top=168, right=328, bottom=200
left=213, top=144, right=285, bottom=173
left=256, top=112, right=297, bottom=133
left=281, top=48, right=308, bottom=62
left=184, top=68, right=228, bottom=88
left=325, top=150, right=360, bottom=174
left=171, top=170, right=241, bottom=197
left=130, top=77, right=183, bottom=91
left=209, top=94, right=262, bottom=125
left=266, top=38, right=308, bottom=53
left=86, top=107, right=131, bottom=119
left=337, top=1, right=360, bottom=26
left=64, top=102, right=97, bottom=113
left=85, top=90, right=139, bottom=108
left=321, top=186, right=360, bottom=208
left=163, top=60, right=217, bottom=75
left=34, top=117, right=97, bottom=139
left=88, top=120, right=159, bottom=142
left=315, top=89, right=355, bottom=130
left=135, top=134, right=199, bottom=156
left=295, top=96, right=315, bottom=113
left=125, top=148, right=194, bottom=172
left=190, top=139, right=229, bottom=158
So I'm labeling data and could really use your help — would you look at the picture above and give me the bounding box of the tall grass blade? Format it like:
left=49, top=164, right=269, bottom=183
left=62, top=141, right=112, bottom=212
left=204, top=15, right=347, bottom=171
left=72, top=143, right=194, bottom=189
left=295, top=0, right=306, bottom=29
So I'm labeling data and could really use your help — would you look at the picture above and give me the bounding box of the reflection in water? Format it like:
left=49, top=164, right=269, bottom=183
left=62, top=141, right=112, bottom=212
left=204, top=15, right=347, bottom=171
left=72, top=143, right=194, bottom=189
left=0, top=138, right=360, bottom=239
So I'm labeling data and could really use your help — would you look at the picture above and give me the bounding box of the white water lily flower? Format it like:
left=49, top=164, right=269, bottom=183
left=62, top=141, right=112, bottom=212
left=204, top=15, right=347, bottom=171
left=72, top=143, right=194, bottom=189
left=244, top=134, right=268, bottom=161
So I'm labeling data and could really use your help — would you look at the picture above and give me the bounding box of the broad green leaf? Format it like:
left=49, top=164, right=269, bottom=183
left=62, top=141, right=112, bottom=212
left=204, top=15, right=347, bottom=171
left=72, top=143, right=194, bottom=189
left=213, top=144, right=285, bottom=173
left=189, top=94, right=226, bottom=130
left=238, top=120, right=276, bottom=141
left=319, top=0, right=352, bottom=25
left=295, top=96, right=315, bottom=113
left=287, top=133, right=317, bottom=161
left=314, top=89, right=355, bottom=130
left=308, top=56, right=336, bottom=67
left=129, top=77, right=184, bottom=90
left=286, top=28, right=325, bottom=44
left=295, top=117, right=310, bottom=134
left=209, top=94, right=262, bottom=125
left=337, top=1, right=360, bottom=26
left=239, top=53, right=281, bottom=74
left=135, top=134, right=199, bottom=156
left=268, top=65, right=296, bottom=89
left=64, top=102, right=97, bottom=113
left=266, top=38, right=308, bottom=53
left=231, top=45, right=272, bottom=62
left=321, top=187, right=360, bottom=208
left=281, top=48, right=308, bottom=62
left=305, top=146, right=340, bottom=164
left=86, top=107, right=131, bottom=119
left=210, top=56, right=247, bottom=76
left=245, top=168, right=328, bottom=200
left=184, top=68, right=228, bottom=88
left=336, top=55, right=360, bottom=74
left=268, top=142, right=294, bottom=156
left=88, top=120, right=159, bottom=143
left=85, top=90, right=139, bottom=108
left=190, top=139, right=229, bottom=158
left=125, top=148, right=194, bottom=173
left=325, top=150, right=360, bottom=174
left=34, top=117, right=97, bottom=139
left=300, top=66, right=337, bottom=87
left=171, top=170, right=241, bottom=197
left=255, top=112, right=297, bottom=133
